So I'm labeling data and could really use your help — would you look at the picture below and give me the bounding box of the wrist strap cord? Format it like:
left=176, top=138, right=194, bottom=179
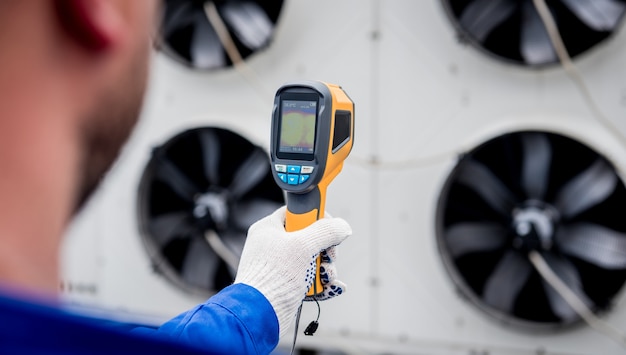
left=290, top=302, right=303, bottom=355
left=290, top=278, right=321, bottom=355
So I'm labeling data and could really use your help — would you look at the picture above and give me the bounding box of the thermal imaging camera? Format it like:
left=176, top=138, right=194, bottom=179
left=270, top=80, right=355, bottom=297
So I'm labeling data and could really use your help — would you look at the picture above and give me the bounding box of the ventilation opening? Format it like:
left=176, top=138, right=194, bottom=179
left=138, top=127, right=284, bottom=295
left=441, top=0, right=626, bottom=67
left=157, top=0, right=285, bottom=70
left=436, top=130, right=626, bottom=330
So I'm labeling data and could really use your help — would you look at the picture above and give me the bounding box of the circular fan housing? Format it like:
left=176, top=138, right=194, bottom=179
left=157, top=0, right=284, bottom=70
left=441, top=0, right=626, bottom=67
left=138, top=127, right=284, bottom=295
left=436, top=131, right=626, bottom=330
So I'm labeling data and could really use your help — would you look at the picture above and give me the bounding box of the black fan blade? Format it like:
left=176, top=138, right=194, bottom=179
left=561, top=0, right=625, bottom=32
left=215, top=229, right=246, bottom=277
left=192, top=9, right=225, bottom=69
left=200, top=130, right=221, bottom=186
left=520, top=0, right=557, bottom=65
left=162, top=1, right=196, bottom=40
left=218, top=1, right=273, bottom=50
left=232, top=199, right=282, bottom=231
left=219, top=229, right=247, bottom=260
left=229, top=147, right=270, bottom=200
left=156, top=156, right=200, bottom=202
left=541, top=252, right=591, bottom=322
left=556, top=223, right=626, bottom=269
left=521, top=132, right=551, bottom=200
left=204, top=229, right=241, bottom=275
left=483, top=251, right=532, bottom=313
left=446, top=222, right=508, bottom=258
left=457, top=159, right=516, bottom=215
left=149, top=212, right=189, bottom=245
left=459, top=0, right=517, bottom=42
left=554, top=159, right=617, bottom=218
left=181, top=236, right=219, bottom=289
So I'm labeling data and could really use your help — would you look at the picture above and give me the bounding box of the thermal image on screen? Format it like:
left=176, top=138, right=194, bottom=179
left=279, top=100, right=316, bottom=154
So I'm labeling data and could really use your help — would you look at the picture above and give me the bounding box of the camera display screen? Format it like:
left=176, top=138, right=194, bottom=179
left=279, top=100, right=317, bottom=155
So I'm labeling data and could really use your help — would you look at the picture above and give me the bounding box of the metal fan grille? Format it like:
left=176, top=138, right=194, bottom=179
left=138, top=127, right=284, bottom=295
left=441, top=0, right=626, bottom=67
left=436, top=131, right=626, bottom=330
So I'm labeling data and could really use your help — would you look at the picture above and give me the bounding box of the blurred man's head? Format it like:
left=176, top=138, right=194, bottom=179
left=0, top=0, right=158, bottom=292
left=71, top=2, right=159, bottom=209
left=53, top=0, right=160, bottom=210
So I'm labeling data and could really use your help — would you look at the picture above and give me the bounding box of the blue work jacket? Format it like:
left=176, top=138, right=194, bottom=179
left=0, top=283, right=279, bottom=355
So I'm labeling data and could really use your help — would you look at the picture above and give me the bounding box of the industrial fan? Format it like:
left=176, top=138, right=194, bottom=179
left=138, top=127, right=284, bottom=295
left=157, top=0, right=284, bottom=70
left=441, top=0, right=626, bottom=66
left=436, top=130, right=626, bottom=330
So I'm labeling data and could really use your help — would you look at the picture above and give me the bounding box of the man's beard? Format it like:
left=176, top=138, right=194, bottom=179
left=74, top=50, right=150, bottom=213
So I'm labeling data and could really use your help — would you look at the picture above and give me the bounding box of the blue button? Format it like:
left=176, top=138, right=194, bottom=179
left=287, top=174, right=299, bottom=185
left=287, top=165, right=301, bottom=174
left=277, top=173, right=287, bottom=183
left=299, top=174, right=310, bottom=184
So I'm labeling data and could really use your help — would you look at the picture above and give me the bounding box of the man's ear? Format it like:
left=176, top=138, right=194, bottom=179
left=54, top=0, right=123, bottom=52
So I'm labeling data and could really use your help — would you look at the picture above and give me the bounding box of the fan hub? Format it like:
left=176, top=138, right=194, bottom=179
left=511, top=200, right=559, bottom=251
left=193, top=190, right=229, bottom=229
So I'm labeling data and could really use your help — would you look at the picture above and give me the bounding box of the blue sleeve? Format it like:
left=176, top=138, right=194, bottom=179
left=133, top=284, right=279, bottom=355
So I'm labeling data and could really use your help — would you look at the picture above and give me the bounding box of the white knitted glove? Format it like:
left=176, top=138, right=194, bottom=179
left=304, top=246, right=346, bottom=301
left=234, top=206, right=352, bottom=337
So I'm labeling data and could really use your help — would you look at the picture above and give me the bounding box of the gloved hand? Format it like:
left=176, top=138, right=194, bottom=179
left=304, top=246, right=345, bottom=301
left=234, top=206, right=352, bottom=338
